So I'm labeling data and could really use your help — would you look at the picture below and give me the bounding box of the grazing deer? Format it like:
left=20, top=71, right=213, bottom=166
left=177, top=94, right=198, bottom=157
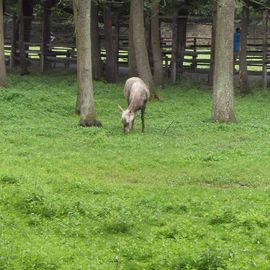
left=118, top=77, right=150, bottom=133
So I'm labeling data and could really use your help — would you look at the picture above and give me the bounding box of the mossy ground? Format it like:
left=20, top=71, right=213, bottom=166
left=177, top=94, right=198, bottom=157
left=0, top=71, right=270, bottom=269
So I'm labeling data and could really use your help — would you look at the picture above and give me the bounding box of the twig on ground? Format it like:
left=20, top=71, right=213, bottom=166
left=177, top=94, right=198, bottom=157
left=163, top=120, right=175, bottom=135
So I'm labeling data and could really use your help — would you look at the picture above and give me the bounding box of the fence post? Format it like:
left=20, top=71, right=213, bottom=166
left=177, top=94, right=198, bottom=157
left=192, top=37, right=197, bottom=70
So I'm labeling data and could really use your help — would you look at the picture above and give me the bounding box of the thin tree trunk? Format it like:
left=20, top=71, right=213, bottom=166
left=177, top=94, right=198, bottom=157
left=128, top=4, right=137, bottom=77
left=239, top=0, right=250, bottom=95
left=171, top=10, right=179, bottom=83
left=10, top=12, right=17, bottom=68
left=145, top=12, right=152, bottom=70
left=91, top=1, right=102, bottom=80
left=41, top=1, right=52, bottom=72
left=0, top=0, right=7, bottom=87
left=104, top=4, right=117, bottom=83
left=131, top=0, right=158, bottom=100
left=74, top=1, right=81, bottom=114
left=208, top=3, right=217, bottom=86
left=23, top=0, right=34, bottom=44
left=73, top=0, right=101, bottom=127
left=18, top=0, right=28, bottom=75
left=151, top=0, right=163, bottom=87
left=212, top=0, right=236, bottom=122
left=114, top=11, right=119, bottom=78
left=177, top=8, right=188, bottom=77
left=262, top=9, right=268, bottom=90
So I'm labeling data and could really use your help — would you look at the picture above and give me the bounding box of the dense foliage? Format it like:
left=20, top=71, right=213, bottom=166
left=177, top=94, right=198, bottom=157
left=4, top=0, right=266, bottom=19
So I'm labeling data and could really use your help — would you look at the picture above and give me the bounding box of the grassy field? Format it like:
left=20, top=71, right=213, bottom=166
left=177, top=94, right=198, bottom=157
left=1, top=71, right=270, bottom=269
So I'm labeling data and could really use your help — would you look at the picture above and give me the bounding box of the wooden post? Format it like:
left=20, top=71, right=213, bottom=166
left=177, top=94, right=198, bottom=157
left=165, top=55, right=169, bottom=76
left=18, top=0, right=28, bottom=75
left=262, top=9, right=268, bottom=89
left=192, top=37, right=197, bottom=70
left=171, top=61, right=177, bottom=83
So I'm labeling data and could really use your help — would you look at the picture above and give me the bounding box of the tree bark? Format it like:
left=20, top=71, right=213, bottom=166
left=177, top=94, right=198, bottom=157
left=208, top=3, right=217, bottom=86
left=113, top=11, right=120, bottom=76
left=262, top=9, right=268, bottom=90
left=212, top=0, right=236, bottom=122
left=145, top=11, right=152, bottom=69
left=91, top=1, right=102, bottom=80
left=177, top=7, right=188, bottom=77
left=0, top=0, right=7, bottom=87
left=131, top=0, right=158, bottom=100
left=18, top=0, right=28, bottom=75
left=41, top=0, right=52, bottom=72
left=73, top=0, right=102, bottom=127
left=150, top=0, right=163, bottom=87
left=104, top=4, right=118, bottom=83
left=23, top=0, right=34, bottom=44
left=128, top=4, right=137, bottom=77
left=239, top=0, right=250, bottom=96
left=10, top=12, right=18, bottom=69
left=171, top=10, right=179, bottom=83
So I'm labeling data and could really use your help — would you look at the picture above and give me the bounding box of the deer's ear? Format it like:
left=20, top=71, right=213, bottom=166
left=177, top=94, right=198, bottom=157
left=118, top=105, right=124, bottom=112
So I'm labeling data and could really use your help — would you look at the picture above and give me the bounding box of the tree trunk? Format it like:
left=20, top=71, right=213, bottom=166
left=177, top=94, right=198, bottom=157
left=150, top=0, right=163, bottom=87
left=208, top=3, right=217, bottom=86
left=41, top=1, right=52, bottom=72
left=239, top=0, right=250, bottom=96
left=177, top=7, right=188, bottom=76
left=212, top=0, right=236, bottom=122
left=262, top=9, right=268, bottom=90
left=113, top=11, right=119, bottom=76
left=91, top=1, right=102, bottom=80
left=171, top=10, right=179, bottom=83
left=104, top=4, right=118, bottom=83
left=18, top=0, right=28, bottom=75
left=128, top=4, right=137, bottom=77
left=131, top=0, right=158, bottom=100
left=23, top=0, right=34, bottom=44
left=145, top=12, right=152, bottom=70
left=10, top=12, right=18, bottom=69
left=73, top=0, right=101, bottom=127
left=0, top=0, right=7, bottom=87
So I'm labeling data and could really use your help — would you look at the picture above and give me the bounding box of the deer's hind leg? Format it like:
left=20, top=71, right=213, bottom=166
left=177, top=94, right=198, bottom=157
left=141, top=107, right=145, bottom=132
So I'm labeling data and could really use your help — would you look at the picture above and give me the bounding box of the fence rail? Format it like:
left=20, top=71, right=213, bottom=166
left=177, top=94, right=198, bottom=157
left=4, top=35, right=270, bottom=74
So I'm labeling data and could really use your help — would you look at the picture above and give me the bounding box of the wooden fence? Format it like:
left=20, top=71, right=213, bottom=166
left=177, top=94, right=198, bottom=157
left=4, top=35, right=270, bottom=76
left=3, top=14, right=270, bottom=78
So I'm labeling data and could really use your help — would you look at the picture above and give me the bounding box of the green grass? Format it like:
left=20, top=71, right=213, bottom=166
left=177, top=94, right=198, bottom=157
left=1, top=71, right=270, bottom=269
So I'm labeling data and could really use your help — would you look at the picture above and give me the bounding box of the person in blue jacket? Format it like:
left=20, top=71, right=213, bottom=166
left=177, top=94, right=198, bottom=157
left=233, top=27, right=241, bottom=70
